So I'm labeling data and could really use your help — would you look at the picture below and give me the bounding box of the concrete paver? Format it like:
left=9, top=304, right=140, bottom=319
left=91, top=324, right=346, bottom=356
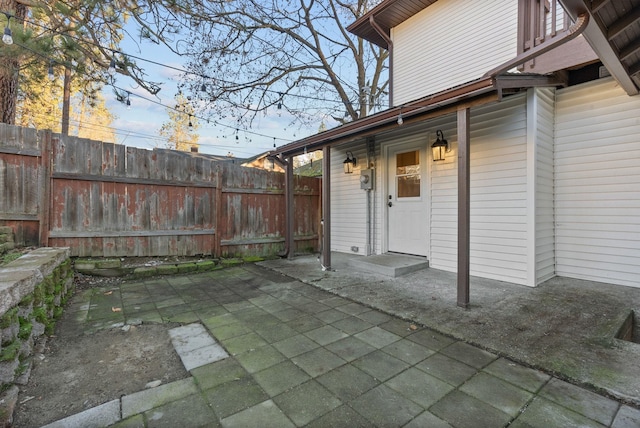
left=612, top=405, right=640, bottom=428
left=121, top=378, right=198, bottom=419
left=168, top=323, right=229, bottom=371
left=41, top=399, right=120, bottom=428
left=220, top=400, right=294, bottom=428
left=39, top=260, right=640, bottom=427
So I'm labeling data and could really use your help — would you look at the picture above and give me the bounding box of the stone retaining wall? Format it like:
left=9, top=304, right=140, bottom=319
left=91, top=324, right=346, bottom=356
left=0, top=247, right=72, bottom=425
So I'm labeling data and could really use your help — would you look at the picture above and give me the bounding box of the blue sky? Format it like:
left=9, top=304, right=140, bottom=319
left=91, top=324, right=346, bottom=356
left=104, top=30, right=319, bottom=158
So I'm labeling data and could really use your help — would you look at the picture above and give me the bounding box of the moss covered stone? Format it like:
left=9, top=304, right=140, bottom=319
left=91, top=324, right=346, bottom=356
left=74, top=259, right=97, bottom=271
left=156, top=265, right=179, bottom=275
left=177, top=263, right=197, bottom=273
left=32, top=283, right=45, bottom=307
left=0, top=309, right=18, bottom=330
left=18, top=294, right=34, bottom=307
left=96, top=259, right=122, bottom=269
left=133, top=267, right=157, bottom=278
left=196, top=261, right=216, bottom=271
left=32, top=307, right=47, bottom=325
left=220, top=258, right=244, bottom=267
left=17, top=318, right=32, bottom=341
left=0, top=341, right=20, bottom=363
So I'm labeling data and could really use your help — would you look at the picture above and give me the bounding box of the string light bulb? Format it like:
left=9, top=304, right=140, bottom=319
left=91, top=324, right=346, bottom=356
left=108, top=56, right=116, bottom=75
left=277, top=92, right=283, bottom=110
left=188, top=114, right=193, bottom=127
left=397, top=109, right=403, bottom=125
left=126, top=92, right=131, bottom=109
left=2, top=25, right=12, bottom=45
left=48, top=61, right=55, bottom=81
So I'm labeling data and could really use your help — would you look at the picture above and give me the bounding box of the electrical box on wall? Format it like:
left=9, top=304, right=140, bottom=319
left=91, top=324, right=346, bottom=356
left=360, top=169, right=374, bottom=190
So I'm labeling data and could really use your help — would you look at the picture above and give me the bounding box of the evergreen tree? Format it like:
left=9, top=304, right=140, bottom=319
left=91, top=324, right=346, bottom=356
left=0, top=0, right=168, bottom=126
left=15, top=59, right=116, bottom=141
left=158, top=93, right=199, bottom=152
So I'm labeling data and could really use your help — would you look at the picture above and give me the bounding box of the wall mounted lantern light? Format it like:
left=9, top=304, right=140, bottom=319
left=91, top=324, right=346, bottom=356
left=431, top=130, right=449, bottom=162
left=343, top=151, right=357, bottom=174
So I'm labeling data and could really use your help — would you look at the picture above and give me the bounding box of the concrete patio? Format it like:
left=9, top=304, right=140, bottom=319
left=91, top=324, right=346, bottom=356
left=30, top=253, right=640, bottom=427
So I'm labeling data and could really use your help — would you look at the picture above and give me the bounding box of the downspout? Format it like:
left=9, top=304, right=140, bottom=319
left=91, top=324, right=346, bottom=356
left=369, top=15, right=394, bottom=106
left=484, top=13, right=589, bottom=78
left=365, top=139, right=371, bottom=256
left=268, top=154, right=293, bottom=258
left=365, top=137, right=376, bottom=256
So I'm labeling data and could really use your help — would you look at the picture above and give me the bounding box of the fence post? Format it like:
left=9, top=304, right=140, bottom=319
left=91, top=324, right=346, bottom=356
left=285, top=157, right=295, bottom=259
left=214, top=167, right=223, bottom=257
left=38, top=130, right=52, bottom=247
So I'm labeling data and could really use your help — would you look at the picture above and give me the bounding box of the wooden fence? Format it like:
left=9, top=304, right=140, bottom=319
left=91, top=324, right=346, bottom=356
left=0, top=123, right=320, bottom=258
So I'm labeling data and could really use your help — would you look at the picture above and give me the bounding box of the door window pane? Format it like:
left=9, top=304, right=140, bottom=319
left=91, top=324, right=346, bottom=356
left=396, top=150, right=420, bottom=198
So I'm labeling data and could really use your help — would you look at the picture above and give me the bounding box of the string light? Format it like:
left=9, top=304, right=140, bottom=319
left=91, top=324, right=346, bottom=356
left=10, top=12, right=386, bottom=110
left=2, top=13, right=12, bottom=45
left=3, top=11, right=344, bottom=153
left=112, top=83, right=293, bottom=143
left=48, top=60, right=55, bottom=81
left=188, top=114, right=193, bottom=127
left=397, top=108, right=403, bottom=125
left=19, top=109, right=277, bottom=155
left=108, top=56, right=116, bottom=76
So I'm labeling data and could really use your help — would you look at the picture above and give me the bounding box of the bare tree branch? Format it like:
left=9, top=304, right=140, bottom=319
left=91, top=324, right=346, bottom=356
left=175, top=0, right=388, bottom=131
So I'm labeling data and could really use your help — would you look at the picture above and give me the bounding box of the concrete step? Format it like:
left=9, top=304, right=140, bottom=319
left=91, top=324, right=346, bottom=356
left=348, top=253, right=429, bottom=278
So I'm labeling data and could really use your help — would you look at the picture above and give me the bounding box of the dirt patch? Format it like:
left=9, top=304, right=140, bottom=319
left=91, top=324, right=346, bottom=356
left=12, top=279, right=189, bottom=428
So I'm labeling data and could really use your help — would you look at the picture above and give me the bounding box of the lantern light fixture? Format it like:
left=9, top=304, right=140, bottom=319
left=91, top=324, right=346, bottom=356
left=431, top=129, right=450, bottom=162
left=343, top=151, right=356, bottom=174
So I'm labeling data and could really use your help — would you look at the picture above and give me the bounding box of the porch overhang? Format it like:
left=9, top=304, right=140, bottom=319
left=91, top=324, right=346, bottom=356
left=274, top=73, right=566, bottom=158
left=559, top=0, right=640, bottom=95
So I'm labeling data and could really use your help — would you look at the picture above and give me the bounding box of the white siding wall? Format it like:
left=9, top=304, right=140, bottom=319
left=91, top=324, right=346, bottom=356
left=330, top=142, right=377, bottom=255
left=392, top=0, right=518, bottom=105
left=428, top=116, right=458, bottom=271
left=430, top=94, right=529, bottom=285
left=555, top=78, right=640, bottom=288
left=530, top=88, right=556, bottom=285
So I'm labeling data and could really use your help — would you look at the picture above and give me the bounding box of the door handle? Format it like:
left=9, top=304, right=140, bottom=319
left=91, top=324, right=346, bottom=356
left=388, top=201, right=393, bottom=207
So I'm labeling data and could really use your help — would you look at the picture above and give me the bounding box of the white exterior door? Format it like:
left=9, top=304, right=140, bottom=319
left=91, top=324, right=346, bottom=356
left=387, top=144, right=429, bottom=256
